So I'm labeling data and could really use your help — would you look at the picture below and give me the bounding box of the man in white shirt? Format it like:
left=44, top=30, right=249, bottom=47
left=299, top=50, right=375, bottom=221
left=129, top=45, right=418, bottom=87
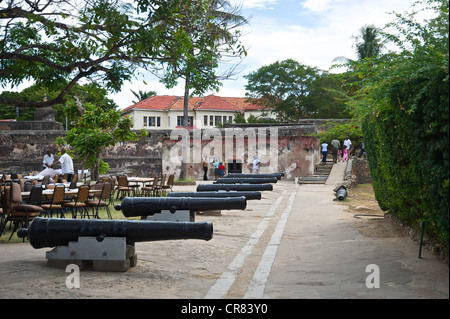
left=50, top=148, right=74, bottom=182
left=42, top=149, right=54, bottom=170
left=252, top=157, right=260, bottom=173
left=344, top=136, right=352, bottom=153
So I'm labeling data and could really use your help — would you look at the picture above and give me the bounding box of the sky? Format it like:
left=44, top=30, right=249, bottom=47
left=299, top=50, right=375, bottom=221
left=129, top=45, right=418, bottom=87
left=111, top=0, right=423, bottom=109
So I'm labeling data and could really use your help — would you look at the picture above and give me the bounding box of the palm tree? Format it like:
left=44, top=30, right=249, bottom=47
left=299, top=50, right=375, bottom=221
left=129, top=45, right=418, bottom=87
left=131, top=90, right=157, bottom=104
left=353, top=25, right=384, bottom=60
left=333, top=24, right=384, bottom=65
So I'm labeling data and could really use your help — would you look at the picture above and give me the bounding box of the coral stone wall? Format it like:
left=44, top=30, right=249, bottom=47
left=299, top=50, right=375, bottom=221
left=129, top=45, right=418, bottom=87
left=1, top=125, right=320, bottom=180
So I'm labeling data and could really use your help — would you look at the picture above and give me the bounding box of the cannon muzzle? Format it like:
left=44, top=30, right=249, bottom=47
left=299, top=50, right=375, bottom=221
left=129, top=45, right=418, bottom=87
left=197, top=183, right=273, bottom=192
left=335, top=185, right=347, bottom=201
left=215, top=177, right=278, bottom=184
left=115, top=196, right=247, bottom=217
left=17, top=217, right=213, bottom=249
left=168, top=191, right=261, bottom=200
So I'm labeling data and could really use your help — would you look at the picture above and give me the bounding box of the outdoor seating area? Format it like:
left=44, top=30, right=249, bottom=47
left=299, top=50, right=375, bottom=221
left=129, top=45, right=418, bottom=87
left=0, top=172, right=175, bottom=242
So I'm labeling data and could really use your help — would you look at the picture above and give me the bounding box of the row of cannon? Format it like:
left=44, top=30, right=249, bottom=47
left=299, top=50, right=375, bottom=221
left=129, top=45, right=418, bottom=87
left=18, top=172, right=282, bottom=270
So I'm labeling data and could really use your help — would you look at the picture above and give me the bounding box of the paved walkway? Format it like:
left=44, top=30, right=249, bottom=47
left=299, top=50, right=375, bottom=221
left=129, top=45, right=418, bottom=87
left=205, top=162, right=449, bottom=299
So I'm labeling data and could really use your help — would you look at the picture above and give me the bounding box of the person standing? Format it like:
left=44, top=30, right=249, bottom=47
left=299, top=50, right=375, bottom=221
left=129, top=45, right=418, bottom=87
left=342, top=145, right=349, bottom=162
left=218, top=162, right=225, bottom=177
left=42, top=149, right=54, bottom=170
left=321, top=141, right=328, bottom=164
left=331, top=137, right=340, bottom=163
left=252, top=157, right=260, bottom=173
left=344, top=136, right=352, bottom=155
left=50, top=148, right=74, bottom=182
left=202, top=159, right=209, bottom=181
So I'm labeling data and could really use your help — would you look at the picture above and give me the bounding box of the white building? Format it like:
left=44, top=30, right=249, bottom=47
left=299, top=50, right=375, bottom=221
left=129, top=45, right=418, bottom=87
left=121, top=94, right=272, bottom=130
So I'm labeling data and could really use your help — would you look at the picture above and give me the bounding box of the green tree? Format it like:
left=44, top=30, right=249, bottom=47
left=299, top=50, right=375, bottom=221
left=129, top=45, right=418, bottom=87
left=344, top=0, right=449, bottom=246
left=245, top=59, right=346, bottom=121
left=56, top=103, right=147, bottom=181
left=0, top=0, right=243, bottom=109
left=131, top=90, right=157, bottom=104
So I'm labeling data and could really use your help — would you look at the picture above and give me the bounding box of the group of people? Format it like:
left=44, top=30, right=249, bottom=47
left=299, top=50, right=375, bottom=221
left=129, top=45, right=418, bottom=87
left=202, top=157, right=260, bottom=181
left=202, top=160, right=226, bottom=181
left=42, top=148, right=74, bottom=182
left=321, top=136, right=352, bottom=164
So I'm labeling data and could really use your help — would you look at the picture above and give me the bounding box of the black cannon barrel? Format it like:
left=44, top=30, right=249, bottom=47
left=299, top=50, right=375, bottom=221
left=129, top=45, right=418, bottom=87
left=168, top=191, right=261, bottom=200
left=226, top=173, right=283, bottom=180
left=215, top=177, right=278, bottom=184
left=197, top=183, right=273, bottom=192
left=335, top=185, right=348, bottom=201
left=115, top=196, right=247, bottom=217
left=17, top=217, right=213, bottom=249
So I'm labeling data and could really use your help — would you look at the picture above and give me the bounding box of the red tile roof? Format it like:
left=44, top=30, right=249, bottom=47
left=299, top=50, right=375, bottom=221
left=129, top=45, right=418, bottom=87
left=122, top=95, right=266, bottom=113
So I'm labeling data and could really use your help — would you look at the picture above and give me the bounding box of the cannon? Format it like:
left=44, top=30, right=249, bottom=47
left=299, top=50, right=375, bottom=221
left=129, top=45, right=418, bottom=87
left=215, top=177, right=278, bottom=184
left=168, top=191, right=261, bottom=200
left=18, top=217, right=213, bottom=249
left=197, top=183, right=273, bottom=192
left=115, top=196, right=246, bottom=217
left=335, top=185, right=348, bottom=201
left=225, top=173, right=283, bottom=180
left=17, top=217, right=213, bottom=271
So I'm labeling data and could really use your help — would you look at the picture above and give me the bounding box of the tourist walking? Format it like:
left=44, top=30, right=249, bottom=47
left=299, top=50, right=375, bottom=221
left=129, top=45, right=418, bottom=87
left=321, top=141, right=328, bottom=164
left=331, top=137, right=340, bottom=163
left=202, top=159, right=208, bottom=181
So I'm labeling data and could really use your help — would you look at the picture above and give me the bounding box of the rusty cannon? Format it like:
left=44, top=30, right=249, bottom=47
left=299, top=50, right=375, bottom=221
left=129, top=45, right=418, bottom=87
left=168, top=190, right=261, bottom=200
left=115, top=196, right=247, bottom=221
left=197, top=183, right=273, bottom=192
left=225, top=173, right=284, bottom=180
left=215, top=177, right=278, bottom=184
left=17, top=217, right=213, bottom=271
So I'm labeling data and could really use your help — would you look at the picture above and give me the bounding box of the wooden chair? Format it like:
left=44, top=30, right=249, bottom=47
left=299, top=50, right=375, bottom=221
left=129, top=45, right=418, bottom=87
left=116, top=175, right=136, bottom=199
left=141, top=175, right=159, bottom=197
left=41, top=185, right=66, bottom=218
left=86, top=183, right=113, bottom=219
left=63, top=184, right=90, bottom=218
left=162, top=174, right=174, bottom=195
left=0, top=182, right=43, bottom=240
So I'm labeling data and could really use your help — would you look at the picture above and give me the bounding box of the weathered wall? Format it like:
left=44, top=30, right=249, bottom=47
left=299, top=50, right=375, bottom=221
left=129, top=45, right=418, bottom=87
left=1, top=125, right=320, bottom=180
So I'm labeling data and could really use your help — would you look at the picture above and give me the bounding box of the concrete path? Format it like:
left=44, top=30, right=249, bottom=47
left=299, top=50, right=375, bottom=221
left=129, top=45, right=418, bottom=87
left=205, top=162, right=449, bottom=299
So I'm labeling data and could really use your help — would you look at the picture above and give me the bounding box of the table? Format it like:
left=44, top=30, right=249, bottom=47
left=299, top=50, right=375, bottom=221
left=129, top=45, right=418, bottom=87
left=21, top=188, right=101, bottom=199
left=127, top=177, right=154, bottom=185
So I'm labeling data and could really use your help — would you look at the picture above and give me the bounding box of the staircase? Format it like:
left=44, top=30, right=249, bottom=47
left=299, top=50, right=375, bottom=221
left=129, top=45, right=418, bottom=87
left=298, top=162, right=333, bottom=184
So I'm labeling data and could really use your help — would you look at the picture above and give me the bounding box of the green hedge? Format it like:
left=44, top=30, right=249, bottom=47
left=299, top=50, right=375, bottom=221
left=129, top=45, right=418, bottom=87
left=347, top=0, right=449, bottom=247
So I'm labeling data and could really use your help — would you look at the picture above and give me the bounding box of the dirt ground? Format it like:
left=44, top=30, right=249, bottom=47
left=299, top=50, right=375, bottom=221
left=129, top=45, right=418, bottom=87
left=0, top=181, right=447, bottom=299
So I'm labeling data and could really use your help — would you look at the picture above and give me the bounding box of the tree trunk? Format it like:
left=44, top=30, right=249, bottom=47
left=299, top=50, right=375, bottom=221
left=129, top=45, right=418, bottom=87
left=179, top=75, right=190, bottom=180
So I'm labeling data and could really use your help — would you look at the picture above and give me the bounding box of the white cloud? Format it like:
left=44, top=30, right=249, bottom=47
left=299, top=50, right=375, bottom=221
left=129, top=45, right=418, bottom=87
left=301, top=0, right=336, bottom=13
left=231, top=0, right=278, bottom=9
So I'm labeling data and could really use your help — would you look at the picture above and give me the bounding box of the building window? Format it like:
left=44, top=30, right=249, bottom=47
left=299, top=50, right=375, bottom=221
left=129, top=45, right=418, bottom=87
left=210, top=115, right=214, bottom=126
left=214, top=116, right=222, bottom=126
left=229, top=116, right=233, bottom=123
left=177, top=116, right=193, bottom=127
left=204, top=115, right=208, bottom=126
left=144, top=116, right=161, bottom=127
